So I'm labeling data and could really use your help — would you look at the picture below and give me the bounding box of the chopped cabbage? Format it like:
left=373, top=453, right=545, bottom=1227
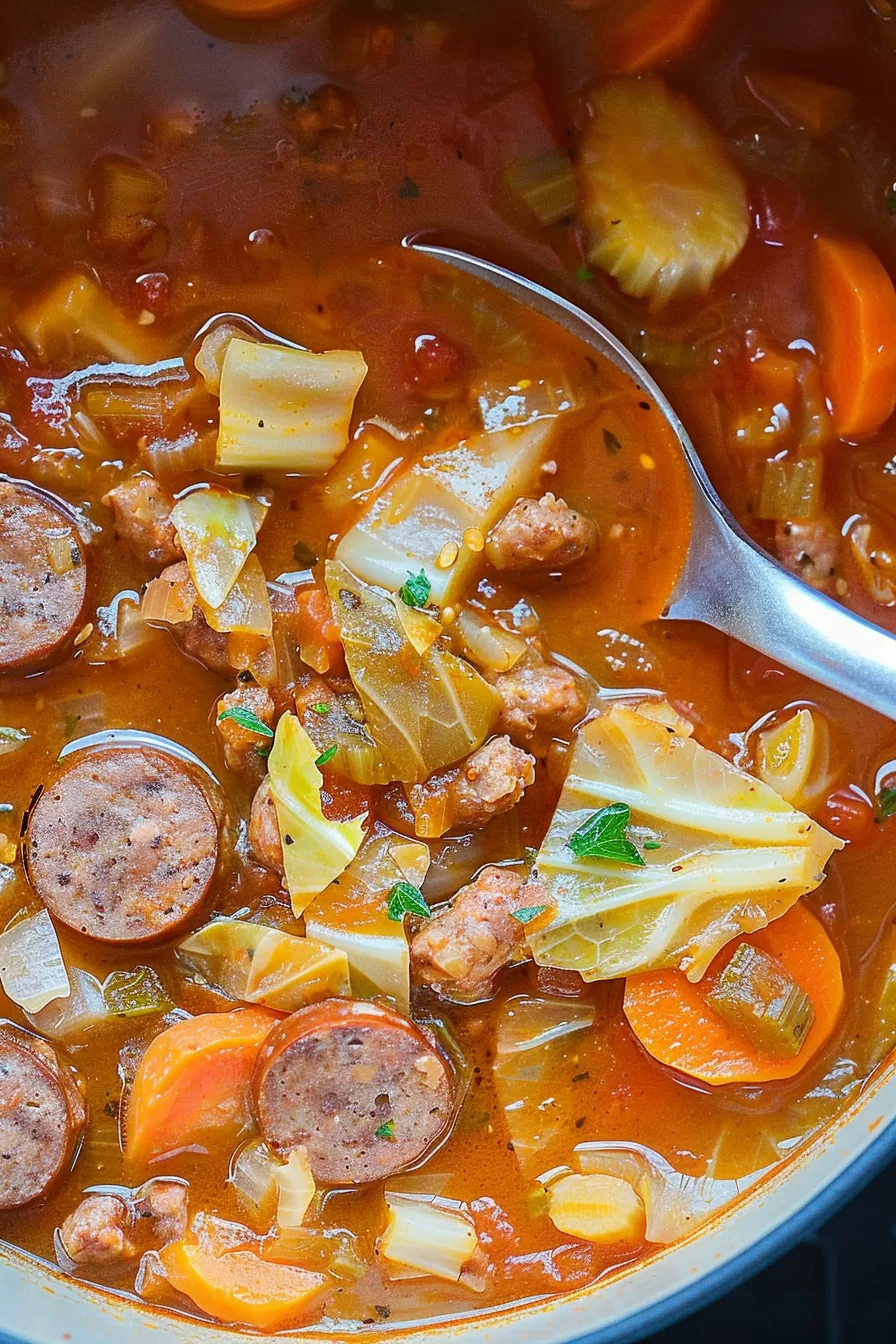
left=267, top=713, right=367, bottom=915
left=378, top=1194, right=479, bottom=1283
left=529, top=703, right=844, bottom=983
left=0, top=910, right=70, bottom=1013
left=493, top=996, right=596, bottom=1176
left=275, top=1148, right=316, bottom=1229
left=217, top=338, right=368, bottom=474
left=179, top=918, right=350, bottom=1010
left=305, top=832, right=430, bottom=1013
left=325, top=561, right=500, bottom=783
left=334, top=420, right=555, bottom=605
left=170, top=487, right=265, bottom=610
left=198, top=555, right=272, bottom=636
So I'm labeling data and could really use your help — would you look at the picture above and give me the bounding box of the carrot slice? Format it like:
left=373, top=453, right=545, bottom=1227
left=126, top=1008, right=277, bottom=1166
left=294, top=585, right=344, bottom=675
left=196, top=0, right=315, bottom=15
left=600, top=0, right=719, bottom=74
left=746, top=71, right=856, bottom=137
left=623, top=903, right=843, bottom=1085
left=162, top=1218, right=328, bottom=1330
left=814, top=235, right=896, bottom=438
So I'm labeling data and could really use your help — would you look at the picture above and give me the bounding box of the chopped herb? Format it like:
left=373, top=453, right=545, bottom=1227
left=575, top=265, right=595, bottom=282
left=568, top=801, right=645, bottom=866
left=643, top=839, right=662, bottom=850
left=315, top=744, right=338, bottom=767
left=217, top=706, right=274, bottom=738
left=572, top=1071, right=590, bottom=1083
left=879, top=786, right=896, bottom=820
left=603, top=428, right=623, bottom=455
left=311, top=703, right=330, bottom=715
left=511, top=905, right=548, bottom=924
left=522, top=845, right=538, bottom=865
left=386, top=880, right=432, bottom=921
left=292, top=540, right=319, bottom=567
left=398, top=568, right=432, bottom=608
left=887, top=191, right=896, bottom=217
left=398, top=175, right=420, bottom=199
left=255, top=745, right=271, bottom=760
left=375, top=1119, right=395, bottom=1140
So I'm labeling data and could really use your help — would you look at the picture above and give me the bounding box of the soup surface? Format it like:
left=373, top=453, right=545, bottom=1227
left=0, top=0, right=896, bottom=1333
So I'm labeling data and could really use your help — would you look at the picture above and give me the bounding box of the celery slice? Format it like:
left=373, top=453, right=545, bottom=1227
left=502, top=150, right=578, bottom=227
left=706, top=942, right=815, bottom=1058
left=754, top=458, right=821, bottom=521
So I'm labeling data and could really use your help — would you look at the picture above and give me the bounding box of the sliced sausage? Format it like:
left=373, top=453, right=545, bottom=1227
left=252, top=999, right=455, bottom=1185
left=0, top=1024, right=86, bottom=1209
left=26, top=745, right=219, bottom=944
left=0, top=478, right=89, bottom=674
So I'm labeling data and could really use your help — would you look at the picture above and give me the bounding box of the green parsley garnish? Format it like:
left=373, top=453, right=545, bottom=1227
left=511, top=905, right=548, bottom=924
left=375, top=1119, right=396, bottom=1140
left=398, top=569, right=431, bottom=608
left=386, top=881, right=432, bottom=922
left=568, top=802, right=645, bottom=866
left=292, top=540, right=319, bottom=567
left=879, top=786, right=896, bottom=820
left=315, top=745, right=338, bottom=767
left=398, top=175, right=420, bottom=199
left=311, top=703, right=330, bottom=715
left=643, top=839, right=662, bottom=850
left=217, top=706, right=274, bottom=738
left=575, top=265, right=595, bottom=282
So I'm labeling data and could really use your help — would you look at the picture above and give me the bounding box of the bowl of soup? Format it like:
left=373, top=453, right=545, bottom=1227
left=1, top=0, right=896, bottom=1341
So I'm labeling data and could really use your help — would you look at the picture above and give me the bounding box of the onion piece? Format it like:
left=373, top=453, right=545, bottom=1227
left=25, top=967, right=106, bottom=1040
left=194, top=321, right=262, bottom=395
left=198, top=554, right=272, bottom=636
left=0, top=910, right=70, bottom=1013
left=275, top=1148, right=316, bottom=1229
left=453, top=607, right=527, bottom=674
left=141, top=567, right=196, bottom=626
left=230, top=1138, right=281, bottom=1225
left=170, top=487, right=263, bottom=609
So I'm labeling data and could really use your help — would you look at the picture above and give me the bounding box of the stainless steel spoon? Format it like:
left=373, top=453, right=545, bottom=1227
left=410, top=241, right=896, bottom=722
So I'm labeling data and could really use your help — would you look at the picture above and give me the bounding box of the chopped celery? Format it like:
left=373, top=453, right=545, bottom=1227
left=103, top=966, right=171, bottom=1018
left=334, top=420, right=555, bottom=606
left=325, top=561, right=500, bottom=783
left=706, top=942, right=815, bottom=1058
left=755, top=458, right=821, bottom=521
left=529, top=702, right=843, bottom=983
left=216, top=338, right=368, bottom=474
left=378, top=1194, right=478, bottom=1283
left=501, top=149, right=578, bottom=227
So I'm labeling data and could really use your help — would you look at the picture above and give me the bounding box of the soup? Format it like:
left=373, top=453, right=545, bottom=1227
left=0, top=0, right=895, bottom=1333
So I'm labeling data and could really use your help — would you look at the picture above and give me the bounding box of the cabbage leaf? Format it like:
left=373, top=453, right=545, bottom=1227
left=335, top=420, right=555, bottom=605
left=170, top=486, right=264, bottom=609
left=179, top=918, right=350, bottom=1011
left=325, top=560, right=500, bottom=783
left=267, top=712, right=367, bottom=914
left=529, top=702, right=843, bottom=983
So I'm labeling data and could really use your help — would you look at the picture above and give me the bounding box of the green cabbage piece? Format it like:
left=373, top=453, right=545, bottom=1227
left=529, top=702, right=844, bottom=983
left=325, top=560, right=500, bottom=783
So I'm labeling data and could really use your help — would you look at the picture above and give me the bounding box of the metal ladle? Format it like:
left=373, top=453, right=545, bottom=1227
left=411, top=242, right=896, bottom=722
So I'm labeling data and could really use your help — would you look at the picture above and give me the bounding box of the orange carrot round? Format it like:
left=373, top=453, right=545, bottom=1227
left=126, top=1008, right=277, bottom=1167
left=600, top=0, right=719, bottom=73
left=814, top=234, right=896, bottom=438
left=195, top=0, right=315, bottom=16
left=623, top=903, right=843, bottom=1085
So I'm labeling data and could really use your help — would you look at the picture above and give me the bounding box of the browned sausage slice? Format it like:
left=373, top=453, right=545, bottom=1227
left=0, top=479, right=89, bottom=674
left=0, top=1024, right=86, bottom=1209
left=26, top=746, right=219, bottom=944
left=252, top=999, right=455, bottom=1185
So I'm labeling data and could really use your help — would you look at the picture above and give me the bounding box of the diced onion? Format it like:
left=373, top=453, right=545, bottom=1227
left=170, top=487, right=263, bottom=609
left=0, top=910, right=70, bottom=1013
left=378, top=1194, right=478, bottom=1283
left=453, top=607, right=527, bottom=674
left=194, top=321, right=262, bottom=395
left=216, top=339, right=368, bottom=474
left=275, top=1148, right=316, bottom=1229
left=25, top=967, right=106, bottom=1040
left=230, top=1138, right=281, bottom=1224
left=755, top=707, right=831, bottom=810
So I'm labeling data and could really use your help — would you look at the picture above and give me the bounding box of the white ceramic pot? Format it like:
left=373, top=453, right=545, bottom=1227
left=1, top=1058, right=893, bottom=1344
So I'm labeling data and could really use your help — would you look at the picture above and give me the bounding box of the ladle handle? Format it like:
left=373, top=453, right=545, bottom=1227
left=666, top=491, right=896, bottom=720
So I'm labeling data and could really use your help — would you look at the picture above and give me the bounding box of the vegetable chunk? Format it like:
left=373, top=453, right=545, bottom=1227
left=547, top=1173, right=645, bottom=1244
left=529, top=702, right=843, bottom=982
left=578, top=76, right=749, bottom=308
left=217, top=338, right=368, bottom=473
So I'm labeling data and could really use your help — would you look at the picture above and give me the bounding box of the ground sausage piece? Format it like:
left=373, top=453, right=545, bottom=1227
left=26, top=746, right=219, bottom=943
left=253, top=999, right=455, bottom=1185
left=248, top=777, right=284, bottom=876
left=449, top=736, right=535, bottom=827
left=215, top=686, right=275, bottom=777
left=775, top=517, right=839, bottom=592
left=486, top=493, right=598, bottom=571
left=105, top=475, right=183, bottom=569
left=494, top=659, right=586, bottom=748
left=0, top=479, right=89, bottom=674
left=59, top=1180, right=188, bottom=1265
left=0, top=1025, right=86, bottom=1210
left=411, top=866, right=549, bottom=1002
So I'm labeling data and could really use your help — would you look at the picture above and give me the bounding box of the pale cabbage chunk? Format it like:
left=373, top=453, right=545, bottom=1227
left=529, top=703, right=843, bottom=983
left=335, top=420, right=554, bottom=605
left=325, top=560, right=500, bottom=783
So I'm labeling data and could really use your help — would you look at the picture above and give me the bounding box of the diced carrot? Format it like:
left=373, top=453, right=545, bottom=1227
left=622, top=903, right=843, bottom=1085
left=600, top=0, right=720, bottom=74
left=746, top=70, right=856, bottom=137
left=161, top=1217, right=328, bottom=1331
left=126, top=1008, right=277, bottom=1167
left=294, top=585, right=344, bottom=675
left=197, top=0, right=315, bottom=15
left=813, top=235, right=896, bottom=438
